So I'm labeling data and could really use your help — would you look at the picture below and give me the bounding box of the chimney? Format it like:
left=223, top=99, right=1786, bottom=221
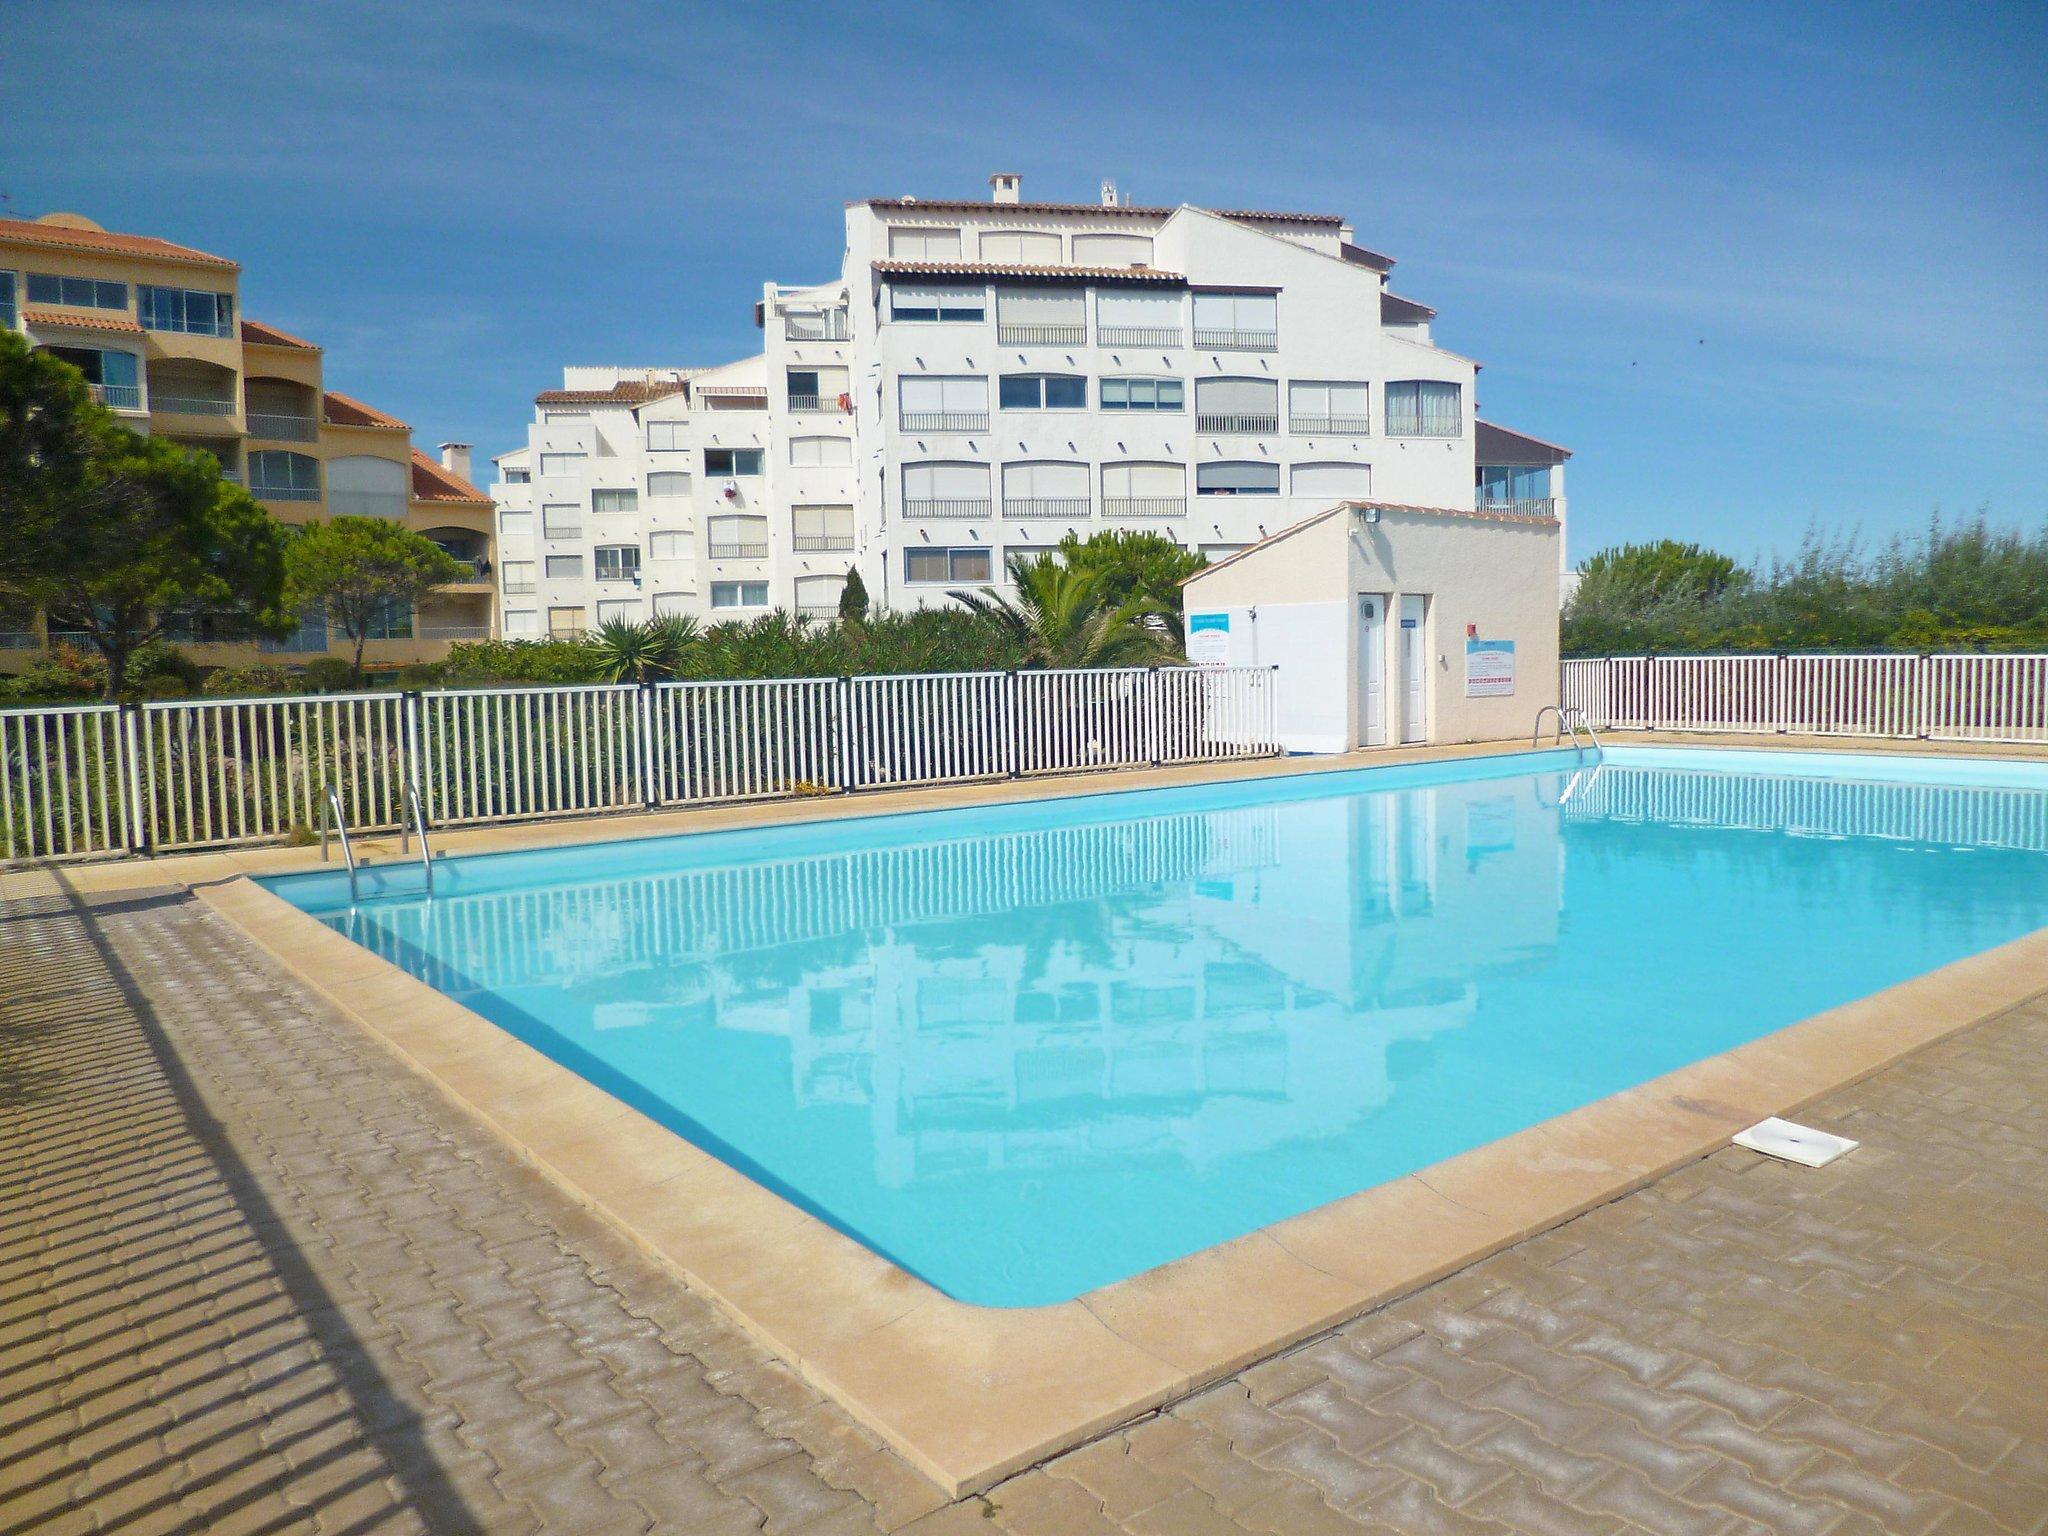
left=438, top=442, right=472, bottom=482
left=988, top=172, right=1021, bottom=205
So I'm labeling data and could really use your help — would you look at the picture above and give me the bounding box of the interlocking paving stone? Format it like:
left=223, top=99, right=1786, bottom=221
left=3, top=872, right=2046, bottom=1533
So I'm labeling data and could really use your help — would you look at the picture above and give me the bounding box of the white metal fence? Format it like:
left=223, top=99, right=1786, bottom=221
left=1562, top=654, right=2048, bottom=744
left=1, top=666, right=1279, bottom=864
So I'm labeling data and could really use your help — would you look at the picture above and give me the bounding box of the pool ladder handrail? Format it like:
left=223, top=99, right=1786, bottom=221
left=400, top=779, right=435, bottom=896
left=319, top=785, right=360, bottom=903
left=1533, top=704, right=1603, bottom=760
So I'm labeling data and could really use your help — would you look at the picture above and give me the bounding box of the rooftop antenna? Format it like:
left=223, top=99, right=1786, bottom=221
left=1100, top=178, right=1120, bottom=208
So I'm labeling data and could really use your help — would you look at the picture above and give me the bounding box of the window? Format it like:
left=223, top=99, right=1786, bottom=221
left=794, top=574, right=847, bottom=616
left=786, top=366, right=848, bottom=410
left=998, top=373, right=1085, bottom=410
left=259, top=605, right=327, bottom=655
left=898, top=375, right=988, bottom=431
left=1192, top=291, right=1278, bottom=350
left=545, top=554, right=584, bottom=580
left=136, top=285, right=233, bottom=337
left=902, top=462, right=990, bottom=519
left=887, top=226, right=962, bottom=259
left=790, top=435, right=853, bottom=467
left=1289, top=381, right=1370, bottom=434
left=326, top=454, right=406, bottom=519
left=793, top=505, right=854, bottom=550
left=542, top=503, right=581, bottom=538
left=1102, top=461, right=1186, bottom=518
left=595, top=545, right=641, bottom=582
left=782, top=307, right=850, bottom=341
left=1096, top=290, right=1182, bottom=347
left=549, top=607, right=586, bottom=638
left=1001, top=461, right=1089, bottom=517
left=0, top=272, right=13, bottom=329
left=704, top=447, right=764, bottom=476
left=996, top=287, right=1085, bottom=346
left=889, top=283, right=985, bottom=323
left=597, top=599, right=640, bottom=624
left=647, top=420, right=688, bottom=451
left=502, top=560, right=536, bottom=594
left=1478, top=465, right=1552, bottom=508
left=980, top=230, right=1062, bottom=263
left=46, top=345, right=140, bottom=408
left=503, top=610, right=538, bottom=636
left=707, top=515, right=769, bottom=558
left=1194, top=377, right=1279, bottom=433
left=649, top=531, right=690, bottom=561
left=1290, top=462, right=1373, bottom=501
left=1197, top=461, right=1281, bottom=495
left=25, top=273, right=127, bottom=309
left=539, top=451, right=586, bottom=477
left=1100, top=376, right=1184, bottom=411
left=652, top=592, right=692, bottom=616
left=711, top=581, right=769, bottom=609
left=648, top=471, right=690, bottom=498
left=592, top=487, right=638, bottom=513
left=1071, top=233, right=1154, bottom=266
left=365, top=599, right=412, bottom=640
left=247, top=450, right=319, bottom=501
left=902, top=546, right=992, bottom=584
left=1386, top=380, right=1462, bottom=437
left=499, top=509, right=534, bottom=540
left=503, top=467, right=531, bottom=484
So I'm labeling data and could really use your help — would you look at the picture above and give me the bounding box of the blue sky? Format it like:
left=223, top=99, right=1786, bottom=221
left=4, top=0, right=2043, bottom=564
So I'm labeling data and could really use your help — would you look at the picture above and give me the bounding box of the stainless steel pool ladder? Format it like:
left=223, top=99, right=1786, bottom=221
left=1533, top=704, right=1603, bottom=760
left=400, top=779, right=435, bottom=895
left=319, top=785, right=360, bottom=903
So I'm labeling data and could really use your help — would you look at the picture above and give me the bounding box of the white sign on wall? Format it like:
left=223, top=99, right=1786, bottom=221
left=1465, top=637, right=1516, bottom=697
left=1187, top=611, right=1231, bottom=669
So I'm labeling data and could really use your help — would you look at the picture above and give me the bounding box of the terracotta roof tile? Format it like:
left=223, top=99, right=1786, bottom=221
left=855, top=197, right=1344, bottom=226
left=410, top=448, right=490, bottom=503
left=240, top=318, right=319, bottom=350
left=533, top=379, right=690, bottom=406
left=872, top=259, right=1185, bottom=285
left=0, top=215, right=238, bottom=271
left=321, top=390, right=409, bottom=431
left=20, top=306, right=145, bottom=335
left=1381, top=292, right=1436, bottom=323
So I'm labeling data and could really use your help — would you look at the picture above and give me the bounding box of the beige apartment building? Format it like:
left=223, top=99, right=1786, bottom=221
left=0, top=211, right=495, bottom=672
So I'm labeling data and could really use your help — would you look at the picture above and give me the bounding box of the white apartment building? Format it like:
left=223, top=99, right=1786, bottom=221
left=491, top=175, right=1568, bottom=634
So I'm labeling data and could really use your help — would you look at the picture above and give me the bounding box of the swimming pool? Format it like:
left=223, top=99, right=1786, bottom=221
left=263, top=745, right=2048, bottom=1307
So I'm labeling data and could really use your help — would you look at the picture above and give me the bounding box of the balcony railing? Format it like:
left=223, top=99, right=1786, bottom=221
left=1104, top=496, right=1187, bottom=520
left=1387, top=416, right=1462, bottom=438
left=899, top=411, right=988, bottom=433
left=502, top=581, right=536, bottom=595
left=1196, top=413, right=1278, bottom=435
left=0, top=629, right=38, bottom=650
left=796, top=604, right=841, bottom=621
left=88, top=383, right=142, bottom=410
left=1097, top=325, right=1181, bottom=349
left=418, top=624, right=491, bottom=640
left=542, top=524, right=583, bottom=541
left=783, top=312, right=851, bottom=341
left=251, top=485, right=321, bottom=503
left=1290, top=414, right=1370, bottom=435
left=793, top=534, right=855, bottom=551
left=246, top=412, right=319, bottom=441
left=441, top=558, right=492, bottom=580
left=787, top=394, right=848, bottom=413
left=708, top=542, right=770, bottom=559
left=1002, top=498, right=1090, bottom=520
left=996, top=322, right=1086, bottom=347
left=1193, top=328, right=1277, bottom=352
left=1477, top=496, right=1558, bottom=517
left=902, top=498, right=991, bottom=520
left=153, top=394, right=236, bottom=417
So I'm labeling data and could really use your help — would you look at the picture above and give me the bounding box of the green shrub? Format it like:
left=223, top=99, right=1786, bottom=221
left=397, top=662, right=449, bottom=690
left=441, top=638, right=601, bottom=686
left=4, top=647, right=106, bottom=702
left=202, top=663, right=293, bottom=697
left=296, top=657, right=359, bottom=693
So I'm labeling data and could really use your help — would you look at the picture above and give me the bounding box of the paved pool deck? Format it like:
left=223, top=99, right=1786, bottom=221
left=5, top=738, right=2048, bottom=1532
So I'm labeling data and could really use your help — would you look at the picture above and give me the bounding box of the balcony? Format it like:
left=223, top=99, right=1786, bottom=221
left=902, top=498, right=991, bottom=521
left=793, top=534, right=855, bottom=552
left=502, top=580, right=536, bottom=596
left=787, top=394, right=846, bottom=413
left=1477, top=496, right=1557, bottom=517
left=153, top=394, right=236, bottom=417
left=1193, top=328, right=1277, bottom=352
left=88, top=383, right=142, bottom=410
left=1003, top=498, right=1090, bottom=520
left=1291, top=415, right=1370, bottom=436
left=246, top=411, right=319, bottom=442
left=996, top=322, right=1086, bottom=347
left=1097, top=326, right=1181, bottom=349
left=1388, top=416, right=1462, bottom=438
left=1104, top=497, right=1186, bottom=520
left=796, top=605, right=841, bottom=621
left=708, top=542, right=770, bottom=559
left=900, top=411, right=988, bottom=433
left=417, top=624, right=492, bottom=641
left=543, top=523, right=583, bottom=541
left=252, top=485, right=321, bottom=503
left=1196, top=413, right=1278, bottom=435
left=783, top=312, right=850, bottom=342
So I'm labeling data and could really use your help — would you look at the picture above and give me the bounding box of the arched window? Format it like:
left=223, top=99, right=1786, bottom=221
left=247, top=450, right=319, bottom=502
left=325, top=454, right=406, bottom=518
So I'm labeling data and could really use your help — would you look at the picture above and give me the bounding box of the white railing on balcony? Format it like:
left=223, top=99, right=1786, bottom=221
left=793, top=534, right=855, bottom=552
left=996, top=322, right=1087, bottom=347
left=708, top=542, right=771, bottom=559
left=1386, top=414, right=1461, bottom=438
left=1196, top=413, right=1279, bottom=435
left=783, top=312, right=851, bottom=341
left=1561, top=654, right=2048, bottom=743
left=153, top=394, right=237, bottom=416
left=1, top=667, right=1280, bottom=862
left=89, top=383, right=143, bottom=410
left=246, top=412, right=319, bottom=442
left=1477, top=496, right=1557, bottom=517
left=1097, top=325, right=1182, bottom=349
left=1193, top=328, right=1277, bottom=352
left=787, top=394, right=841, bottom=413
left=899, top=411, right=988, bottom=433
left=902, top=498, right=992, bottom=520
left=1290, top=415, right=1369, bottom=436
left=1103, top=496, right=1187, bottom=519
left=1002, top=498, right=1091, bottom=520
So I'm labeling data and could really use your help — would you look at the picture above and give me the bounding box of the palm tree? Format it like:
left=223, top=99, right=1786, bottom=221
left=590, top=613, right=699, bottom=683
left=948, top=554, right=1170, bottom=668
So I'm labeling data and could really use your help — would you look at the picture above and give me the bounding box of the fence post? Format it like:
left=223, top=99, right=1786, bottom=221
left=1775, top=654, right=1789, bottom=734
left=1916, top=653, right=1932, bottom=740
left=121, top=703, right=150, bottom=856
left=1006, top=671, right=1023, bottom=778
left=640, top=683, right=660, bottom=808
left=1269, top=663, right=1282, bottom=754
left=402, top=692, right=427, bottom=823
left=836, top=676, right=857, bottom=792
left=1146, top=667, right=1162, bottom=767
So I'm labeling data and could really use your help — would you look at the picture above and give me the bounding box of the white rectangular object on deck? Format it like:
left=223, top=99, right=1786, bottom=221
left=1733, top=1117, right=1859, bottom=1168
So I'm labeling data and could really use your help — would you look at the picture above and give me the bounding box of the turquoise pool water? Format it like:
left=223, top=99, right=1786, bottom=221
left=264, top=747, right=2048, bottom=1306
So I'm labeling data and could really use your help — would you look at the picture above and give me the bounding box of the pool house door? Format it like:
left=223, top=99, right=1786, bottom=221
left=1356, top=594, right=1388, bottom=747
left=1399, top=594, right=1429, bottom=744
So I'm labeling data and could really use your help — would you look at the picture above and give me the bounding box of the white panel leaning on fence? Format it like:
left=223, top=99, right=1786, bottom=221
left=1561, top=654, right=2048, bottom=743
left=0, top=665, right=1281, bottom=863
